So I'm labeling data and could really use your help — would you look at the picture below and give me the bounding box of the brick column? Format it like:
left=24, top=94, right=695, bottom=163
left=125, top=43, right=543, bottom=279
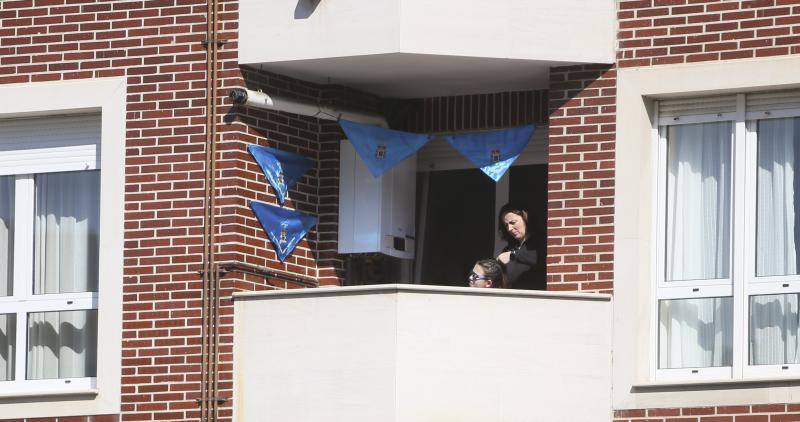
left=546, top=64, right=617, bottom=293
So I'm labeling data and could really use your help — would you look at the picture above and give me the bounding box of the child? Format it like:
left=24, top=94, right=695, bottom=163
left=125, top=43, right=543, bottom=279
left=467, top=259, right=507, bottom=288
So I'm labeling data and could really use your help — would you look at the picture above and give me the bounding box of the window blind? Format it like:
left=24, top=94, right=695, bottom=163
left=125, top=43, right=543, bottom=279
left=0, top=114, right=100, bottom=176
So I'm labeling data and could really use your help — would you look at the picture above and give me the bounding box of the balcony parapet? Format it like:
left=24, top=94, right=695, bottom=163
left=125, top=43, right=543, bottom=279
left=233, top=284, right=612, bottom=421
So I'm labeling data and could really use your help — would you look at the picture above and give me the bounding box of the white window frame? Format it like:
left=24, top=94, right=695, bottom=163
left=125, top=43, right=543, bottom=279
left=0, top=79, right=124, bottom=418
left=0, top=167, right=100, bottom=394
left=652, top=93, right=800, bottom=382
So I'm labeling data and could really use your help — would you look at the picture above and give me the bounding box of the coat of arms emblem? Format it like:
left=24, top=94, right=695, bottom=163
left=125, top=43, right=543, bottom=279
left=277, top=170, right=285, bottom=187
left=279, top=221, right=289, bottom=244
left=375, top=144, right=387, bottom=159
left=491, top=149, right=501, bottom=163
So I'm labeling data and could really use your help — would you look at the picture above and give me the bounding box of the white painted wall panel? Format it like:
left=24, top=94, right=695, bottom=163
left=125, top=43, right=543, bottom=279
left=239, top=0, right=400, bottom=64
left=233, top=286, right=612, bottom=422
left=240, top=0, right=614, bottom=65
left=395, top=291, right=612, bottom=422
left=233, top=292, right=399, bottom=422
left=399, top=0, right=615, bottom=64
left=238, top=0, right=615, bottom=97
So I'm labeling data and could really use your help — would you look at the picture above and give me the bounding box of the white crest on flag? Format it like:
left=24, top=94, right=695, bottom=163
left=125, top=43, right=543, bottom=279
left=375, top=144, right=387, bottom=159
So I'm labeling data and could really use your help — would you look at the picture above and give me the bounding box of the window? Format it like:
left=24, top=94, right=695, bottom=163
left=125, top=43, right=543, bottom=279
left=0, top=77, right=123, bottom=419
left=0, top=115, right=101, bottom=394
left=654, top=91, right=800, bottom=381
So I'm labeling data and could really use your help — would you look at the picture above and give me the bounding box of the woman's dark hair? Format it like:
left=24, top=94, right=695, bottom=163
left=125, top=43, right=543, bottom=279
left=497, top=202, right=529, bottom=244
left=475, top=258, right=507, bottom=288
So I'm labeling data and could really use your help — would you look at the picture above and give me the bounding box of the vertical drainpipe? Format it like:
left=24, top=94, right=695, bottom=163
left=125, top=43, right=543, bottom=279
left=200, top=0, right=220, bottom=419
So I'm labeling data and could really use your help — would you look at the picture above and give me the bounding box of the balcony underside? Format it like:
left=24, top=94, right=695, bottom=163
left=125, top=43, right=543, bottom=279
left=244, top=53, right=562, bottom=98
left=239, top=0, right=615, bottom=98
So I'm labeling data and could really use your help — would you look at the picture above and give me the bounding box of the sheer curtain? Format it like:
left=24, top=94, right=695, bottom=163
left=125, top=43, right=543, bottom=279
left=660, top=122, right=733, bottom=368
left=27, top=311, right=97, bottom=379
left=0, top=175, right=12, bottom=296
left=751, top=117, right=800, bottom=365
left=750, top=294, right=800, bottom=365
left=33, top=171, right=99, bottom=294
left=27, top=171, right=99, bottom=379
left=0, top=314, right=13, bottom=381
left=0, top=176, right=14, bottom=381
left=666, top=122, right=732, bottom=281
left=660, top=298, right=733, bottom=368
left=756, top=117, right=798, bottom=276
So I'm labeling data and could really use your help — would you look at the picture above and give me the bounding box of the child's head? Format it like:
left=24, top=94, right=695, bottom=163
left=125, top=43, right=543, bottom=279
left=468, top=259, right=506, bottom=288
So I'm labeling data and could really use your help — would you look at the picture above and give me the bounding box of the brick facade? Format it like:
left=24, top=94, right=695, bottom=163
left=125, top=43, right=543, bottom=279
left=4, top=0, right=800, bottom=420
left=0, top=0, right=237, bottom=420
left=1, top=2, right=552, bottom=419
left=546, top=64, right=617, bottom=293
left=618, top=0, right=800, bottom=68
left=1, top=0, right=611, bottom=418
left=615, top=403, right=800, bottom=422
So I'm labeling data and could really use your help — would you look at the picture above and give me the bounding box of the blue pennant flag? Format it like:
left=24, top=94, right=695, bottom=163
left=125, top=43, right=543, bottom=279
left=248, top=145, right=314, bottom=205
left=443, top=124, right=535, bottom=182
left=250, top=201, right=318, bottom=263
left=338, top=119, right=430, bottom=177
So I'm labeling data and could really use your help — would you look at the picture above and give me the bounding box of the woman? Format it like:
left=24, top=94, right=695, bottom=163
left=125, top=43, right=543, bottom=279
left=496, top=203, right=543, bottom=290
left=468, top=259, right=506, bottom=288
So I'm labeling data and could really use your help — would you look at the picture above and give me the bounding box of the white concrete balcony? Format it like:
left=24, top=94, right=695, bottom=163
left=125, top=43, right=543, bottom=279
left=238, top=0, right=616, bottom=98
left=232, top=285, right=612, bottom=421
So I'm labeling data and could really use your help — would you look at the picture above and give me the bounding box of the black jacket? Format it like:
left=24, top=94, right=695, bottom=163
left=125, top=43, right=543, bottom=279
left=503, top=239, right=544, bottom=290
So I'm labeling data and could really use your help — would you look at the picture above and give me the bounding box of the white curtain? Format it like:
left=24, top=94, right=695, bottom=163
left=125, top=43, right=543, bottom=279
left=666, top=122, right=732, bottom=281
left=659, top=297, right=733, bottom=368
left=27, top=310, right=97, bottom=379
left=0, top=177, right=14, bottom=381
left=27, top=171, right=99, bottom=380
left=750, top=294, right=800, bottom=365
left=33, top=171, right=99, bottom=294
left=0, top=175, right=12, bottom=297
left=0, top=314, right=13, bottom=381
left=661, top=123, right=733, bottom=369
left=757, top=117, right=799, bottom=276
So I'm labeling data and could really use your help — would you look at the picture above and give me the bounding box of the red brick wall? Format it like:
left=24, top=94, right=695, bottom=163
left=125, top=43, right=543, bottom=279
left=3, top=0, right=554, bottom=413
left=0, top=0, right=242, bottom=420
left=546, top=64, right=616, bottom=293
left=219, top=70, right=325, bottom=281
left=0, top=417, right=119, bottom=422
left=618, top=0, right=800, bottom=68
left=219, top=68, right=390, bottom=289
left=615, top=403, right=800, bottom=421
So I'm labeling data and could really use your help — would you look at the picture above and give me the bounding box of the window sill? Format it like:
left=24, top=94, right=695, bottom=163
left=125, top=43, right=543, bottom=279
left=632, top=377, right=800, bottom=391
left=0, top=388, right=99, bottom=399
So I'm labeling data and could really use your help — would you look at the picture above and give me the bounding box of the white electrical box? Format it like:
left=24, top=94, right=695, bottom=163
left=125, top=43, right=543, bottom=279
left=338, top=139, right=416, bottom=259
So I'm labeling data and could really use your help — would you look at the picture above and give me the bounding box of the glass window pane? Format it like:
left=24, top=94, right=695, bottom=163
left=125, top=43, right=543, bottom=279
left=0, top=313, right=15, bottom=381
left=659, top=297, right=733, bottom=369
left=0, top=176, right=13, bottom=297
left=756, top=117, right=800, bottom=277
left=666, top=122, right=732, bottom=281
left=27, top=310, right=97, bottom=380
left=34, top=171, right=99, bottom=294
left=750, top=293, right=800, bottom=365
